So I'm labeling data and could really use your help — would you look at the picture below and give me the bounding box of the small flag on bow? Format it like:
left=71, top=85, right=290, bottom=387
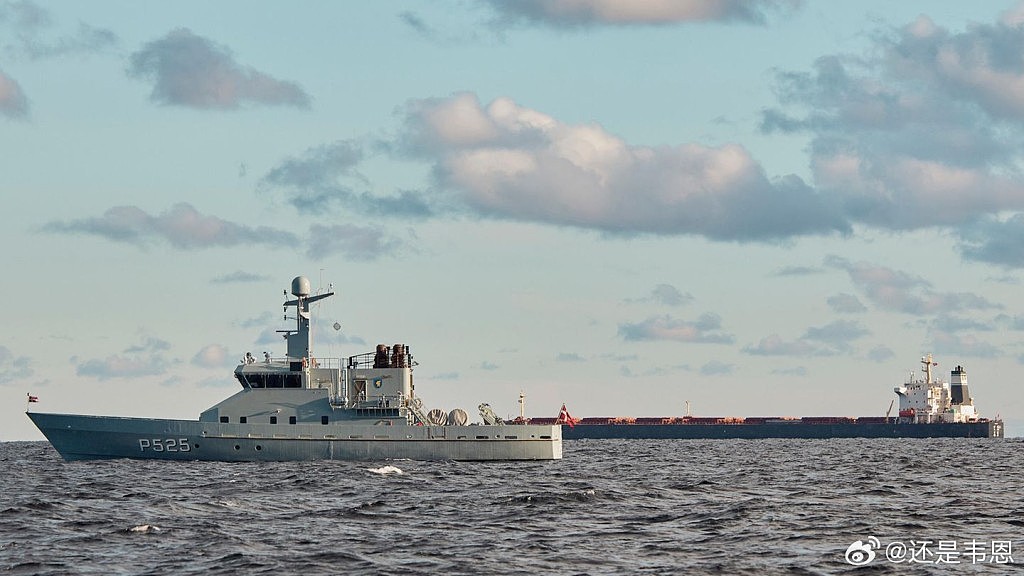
left=27, top=393, right=39, bottom=403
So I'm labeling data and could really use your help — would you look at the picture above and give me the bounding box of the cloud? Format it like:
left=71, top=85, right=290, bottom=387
left=306, top=223, right=404, bottom=260
left=957, top=214, right=1024, bottom=267
left=742, top=334, right=819, bottom=356
left=192, top=344, right=229, bottom=368
left=801, top=319, right=870, bottom=345
left=627, top=283, right=693, bottom=306
left=556, top=352, right=585, bottom=362
left=744, top=320, right=868, bottom=357
left=39, top=202, right=398, bottom=272
left=618, top=313, right=733, bottom=343
left=826, top=256, right=1000, bottom=315
left=211, top=271, right=270, bottom=284
left=76, top=356, right=167, bottom=379
left=773, top=265, right=821, bottom=276
left=760, top=10, right=1024, bottom=260
left=75, top=336, right=172, bottom=380
left=123, top=337, right=171, bottom=354
left=649, top=284, right=692, bottom=306
left=41, top=203, right=300, bottom=249
left=316, top=328, right=367, bottom=348
left=399, top=92, right=849, bottom=240
left=0, top=345, right=33, bottom=385
left=255, top=328, right=284, bottom=347
left=483, top=0, right=796, bottom=27
left=700, top=360, right=734, bottom=375
left=929, top=331, right=1000, bottom=358
left=995, top=313, right=1024, bottom=330
left=0, top=69, right=28, bottom=119
left=929, top=314, right=994, bottom=333
left=866, top=345, right=895, bottom=363
left=127, top=28, right=310, bottom=110
left=260, top=140, right=434, bottom=217
left=0, top=0, right=116, bottom=60
left=827, top=293, right=867, bottom=313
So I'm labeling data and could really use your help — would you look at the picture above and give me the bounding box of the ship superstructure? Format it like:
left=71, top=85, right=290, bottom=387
left=893, top=354, right=978, bottom=424
left=28, top=276, right=562, bottom=461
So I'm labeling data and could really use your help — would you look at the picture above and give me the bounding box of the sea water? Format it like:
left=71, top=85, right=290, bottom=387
left=1, top=438, right=1021, bottom=575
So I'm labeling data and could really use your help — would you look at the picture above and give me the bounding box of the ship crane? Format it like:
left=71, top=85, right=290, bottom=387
left=479, top=403, right=503, bottom=425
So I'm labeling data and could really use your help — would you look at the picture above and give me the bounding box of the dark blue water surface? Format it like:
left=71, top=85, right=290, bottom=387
left=1, top=439, right=1021, bottom=575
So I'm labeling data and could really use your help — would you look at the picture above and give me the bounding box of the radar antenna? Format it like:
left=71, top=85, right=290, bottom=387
left=278, top=276, right=334, bottom=361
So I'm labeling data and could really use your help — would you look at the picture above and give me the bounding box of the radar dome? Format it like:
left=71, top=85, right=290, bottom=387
left=291, top=276, right=311, bottom=297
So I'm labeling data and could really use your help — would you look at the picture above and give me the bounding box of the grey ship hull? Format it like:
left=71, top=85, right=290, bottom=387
left=561, top=420, right=1003, bottom=440
left=28, top=412, right=562, bottom=462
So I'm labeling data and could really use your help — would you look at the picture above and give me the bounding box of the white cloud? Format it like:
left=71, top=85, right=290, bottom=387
left=483, top=0, right=796, bottom=27
left=192, top=344, right=229, bottom=368
left=762, top=10, right=1024, bottom=266
left=402, top=92, right=847, bottom=240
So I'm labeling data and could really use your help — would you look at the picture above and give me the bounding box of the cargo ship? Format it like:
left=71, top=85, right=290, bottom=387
left=527, top=355, right=1003, bottom=439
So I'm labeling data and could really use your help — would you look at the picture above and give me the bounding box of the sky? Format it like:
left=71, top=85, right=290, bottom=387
left=3, top=0, right=1024, bottom=440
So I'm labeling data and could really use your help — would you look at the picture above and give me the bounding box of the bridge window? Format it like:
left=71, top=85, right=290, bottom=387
left=219, top=416, right=229, bottom=423
left=270, top=416, right=277, bottom=424
left=289, top=416, right=297, bottom=425
left=239, top=416, right=247, bottom=424
left=239, top=373, right=302, bottom=388
left=321, top=416, right=329, bottom=425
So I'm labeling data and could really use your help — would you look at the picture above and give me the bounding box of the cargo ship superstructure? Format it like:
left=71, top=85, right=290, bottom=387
left=28, top=276, right=562, bottom=461
left=532, top=355, right=1003, bottom=439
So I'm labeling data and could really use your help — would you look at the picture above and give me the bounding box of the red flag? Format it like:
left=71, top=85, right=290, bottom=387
left=557, top=404, right=576, bottom=428
left=27, top=394, right=39, bottom=403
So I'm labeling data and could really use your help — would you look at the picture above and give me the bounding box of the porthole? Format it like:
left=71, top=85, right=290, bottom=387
left=234, top=445, right=240, bottom=450
left=255, top=445, right=262, bottom=451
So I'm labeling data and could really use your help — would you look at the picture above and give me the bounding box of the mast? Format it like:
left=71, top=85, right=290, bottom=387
left=280, top=276, right=334, bottom=362
left=921, top=354, right=936, bottom=384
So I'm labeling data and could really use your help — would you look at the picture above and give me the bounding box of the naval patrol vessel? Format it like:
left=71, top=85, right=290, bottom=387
left=28, top=276, right=562, bottom=461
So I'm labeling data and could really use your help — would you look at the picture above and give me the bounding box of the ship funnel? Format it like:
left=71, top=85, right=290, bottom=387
left=291, top=276, right=311, bottom=297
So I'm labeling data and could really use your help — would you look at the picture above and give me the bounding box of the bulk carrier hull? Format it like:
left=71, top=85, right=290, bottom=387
left=559, top=420, right=1003, bottom=440
left=543, top=355, right=1003, bottom=441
